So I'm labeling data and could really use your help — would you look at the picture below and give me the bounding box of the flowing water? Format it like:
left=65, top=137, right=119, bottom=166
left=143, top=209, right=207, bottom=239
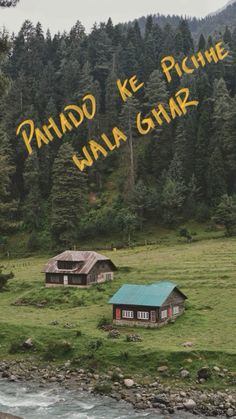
left=0, top=380, right=224, bottom=419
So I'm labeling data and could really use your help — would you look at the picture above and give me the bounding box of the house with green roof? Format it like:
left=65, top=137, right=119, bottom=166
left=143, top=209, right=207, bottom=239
left=108, top=281, right=187, bottom=327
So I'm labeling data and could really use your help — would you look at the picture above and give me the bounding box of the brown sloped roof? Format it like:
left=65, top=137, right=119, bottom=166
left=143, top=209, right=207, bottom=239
left=42, top=250, right=117, bottom=274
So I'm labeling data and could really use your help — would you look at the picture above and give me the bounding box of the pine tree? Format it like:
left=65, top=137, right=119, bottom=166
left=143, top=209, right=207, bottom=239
left=144, top=70, right=172, bottom=178
left=119, top=97, right=139, bottom=195
left=207, top=147, right=227, bottom=205
left=213, top=194, right=236, bottom=236
left=0, top=128, right=18, bottom=234
left=51, top=142, right=87, bottom=247
left=161, top=154, right=187, bottom=225
left=198, top=34, right=206, bottom=51
left=0, top=0, right=19, bottom=6
left=177, top=20, right=194, bottom=54
left=23, top=152, right=42, bottom=231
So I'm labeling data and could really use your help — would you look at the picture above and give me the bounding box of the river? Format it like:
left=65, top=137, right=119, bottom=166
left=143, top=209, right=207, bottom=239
left=0, top=380, right=224, bottom=419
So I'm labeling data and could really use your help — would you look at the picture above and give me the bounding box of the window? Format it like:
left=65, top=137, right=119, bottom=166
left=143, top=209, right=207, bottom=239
left=106, top=273, right=112, bottom=280
left=88, top=273, right=96, bottom=283
left=137, top=311, right=149, bottom=320
left=50, top=275, right=61, bottom=283
left=58, top=261, right=75, bottom=270
left=69, top=275, right=82, bottom=285
left=173, top=306, right=179, bottom=315
left=161, top=309, right=168, bottom=319
left=122, top=310, right=134, bottom=319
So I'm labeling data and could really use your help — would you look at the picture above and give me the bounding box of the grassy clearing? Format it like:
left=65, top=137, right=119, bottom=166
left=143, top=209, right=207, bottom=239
left=0, top=229, right=235, bottom=389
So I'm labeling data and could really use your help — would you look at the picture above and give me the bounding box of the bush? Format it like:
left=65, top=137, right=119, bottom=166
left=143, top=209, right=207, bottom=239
left=195, top=203, right=210, bottom=222
left=120, top=351, right=129, bottom=360
left=88, top=339, right=103, bottom=351
left=27, top=232, right=40, bottom=252
left=0, top=269, right=14, bottom=291
left=97, top=317, right=111, bottom=329
left=9, top=339, right=26, bottom=354
left=179, top=228, right=192, bottom=243
left=44, top=340, right=73, bottom=360
left=94, top=382, right=112, bottom=395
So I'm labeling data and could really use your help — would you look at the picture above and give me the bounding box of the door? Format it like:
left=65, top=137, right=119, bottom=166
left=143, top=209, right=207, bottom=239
left=168, top=306, right=172, bottom=317
left=150, top=311, right=156, bottom=322
left=64, top=275, right=68, bottom=286
left=116, top=308, right=121, bottom=320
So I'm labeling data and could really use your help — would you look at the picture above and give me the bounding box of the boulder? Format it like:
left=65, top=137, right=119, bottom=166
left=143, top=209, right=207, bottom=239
left=183, top=342, right=193, bottom=347
left=126, top=334, right=142, bottom=342
left=124, top=378, right=134, bottom=388
left=197, top=367, right=212, bottom=380
left=23, top=338, right=33, bottom=349
left=108, top=329, right=120, bottom=339
left=157, top=366, right=168, bottom=373
left=184, top=399, right=196, bottom=410
left=227, top=408, right=235, bottom=418
left=0, top=413, right=23, bottom=419
left=180, top=369, right=190, bottom=378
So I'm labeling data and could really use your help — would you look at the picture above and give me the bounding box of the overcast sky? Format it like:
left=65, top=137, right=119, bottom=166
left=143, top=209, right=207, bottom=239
left=0, top=0, right=230, bottom=35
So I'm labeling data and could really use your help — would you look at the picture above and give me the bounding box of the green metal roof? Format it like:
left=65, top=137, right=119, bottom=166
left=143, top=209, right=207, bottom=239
left=109, top=281, right=180, bottom=307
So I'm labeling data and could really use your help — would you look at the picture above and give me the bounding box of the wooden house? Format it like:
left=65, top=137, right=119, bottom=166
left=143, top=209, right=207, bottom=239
left=109, top=281, right=187, bottom=327
left=43, top=250, right=117, bottom=288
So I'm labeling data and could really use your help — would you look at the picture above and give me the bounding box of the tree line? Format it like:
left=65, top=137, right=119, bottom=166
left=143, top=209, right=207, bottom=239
left=0, top=12, right=236, bottom=250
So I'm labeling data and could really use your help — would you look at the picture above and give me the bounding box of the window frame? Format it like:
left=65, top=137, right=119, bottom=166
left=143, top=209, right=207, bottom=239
left=161, top=309, right=168, bottom=319
left=122, top=310, right=134, bottom=319
left=137, top=311, right=149, bottom=320
left=173, top=306, right=179, bottom=315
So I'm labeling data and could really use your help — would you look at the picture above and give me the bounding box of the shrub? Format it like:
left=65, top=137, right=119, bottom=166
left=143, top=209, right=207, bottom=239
left=44, top=340, right=73, bottom=360
left=88, top=339, right=103, bottom=351
left=97, top=317, right=111, bottom=329
left=0, top=269, right=14, bottom=291
left=120, top=351, right=129, bottom=360
left=94, top=382, right=112, bottom=395
left=27, top=232, right=40, bottom=252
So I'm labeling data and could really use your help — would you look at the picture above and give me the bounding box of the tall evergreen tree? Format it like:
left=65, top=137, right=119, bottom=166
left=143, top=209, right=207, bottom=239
left=51, top=143, right=87, bottom=247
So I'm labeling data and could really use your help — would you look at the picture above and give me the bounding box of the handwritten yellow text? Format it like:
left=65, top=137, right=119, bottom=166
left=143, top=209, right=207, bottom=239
left=161, top=42, right=229, bottom=83
left=72, top=127, right=127, bottom=171
left=16, top=94, right=96, bottom=155
left=117, top=75, right=144, bottom=102
left=137, top=87, right=199, bottom=135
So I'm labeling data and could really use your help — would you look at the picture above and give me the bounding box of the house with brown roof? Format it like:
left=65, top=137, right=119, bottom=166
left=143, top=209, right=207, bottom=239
left=43, top=250, right=117, bottom=288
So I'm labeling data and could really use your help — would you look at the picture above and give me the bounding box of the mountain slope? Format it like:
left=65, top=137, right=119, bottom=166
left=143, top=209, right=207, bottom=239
left=134, top=1, right=236, bottom=39
left=209, top=0, right=236, bottom=17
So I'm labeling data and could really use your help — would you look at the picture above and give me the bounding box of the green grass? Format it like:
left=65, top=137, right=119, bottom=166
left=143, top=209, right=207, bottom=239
left=0, top=228, right=235, bottom=389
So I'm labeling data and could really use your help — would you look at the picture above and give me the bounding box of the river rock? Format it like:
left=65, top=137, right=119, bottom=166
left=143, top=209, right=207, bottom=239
left=180, top=369, right=190, bottom=378
left=227, top=408, right=235, bottom=417
left=124, top=378, right=134, bottom=388
left=23, top=338, right=33, bottom=349
left=198, top=367, right=212, bottom=380
left=184, top=399, right=196, bottom=410
left=183, top=341, right=193, bottom=347
left=158, top=366, right=168, bottom=373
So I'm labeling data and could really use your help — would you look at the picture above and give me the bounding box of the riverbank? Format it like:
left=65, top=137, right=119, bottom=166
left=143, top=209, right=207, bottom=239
left=0, top=360, right=235, bottom=418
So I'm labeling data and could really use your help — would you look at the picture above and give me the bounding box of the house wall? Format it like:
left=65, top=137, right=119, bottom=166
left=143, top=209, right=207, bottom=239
left=45, top=273, right=87, bottom=287
left=87, top=261, right=114, bottom=285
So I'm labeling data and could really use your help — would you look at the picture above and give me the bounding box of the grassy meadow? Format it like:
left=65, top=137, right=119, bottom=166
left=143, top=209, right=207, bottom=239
left=0, top=226, right=236, bottom=388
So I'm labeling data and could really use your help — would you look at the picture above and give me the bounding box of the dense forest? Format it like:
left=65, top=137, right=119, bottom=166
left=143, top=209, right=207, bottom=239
left=135, top=1, right=236, bottom=37
left=1, top=2, right=236, bottom=251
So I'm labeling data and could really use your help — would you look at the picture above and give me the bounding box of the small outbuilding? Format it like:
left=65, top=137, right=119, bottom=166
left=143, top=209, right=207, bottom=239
left=43, top=250, right=117, bottom=288
left=109, top=281, right=187, bottom=327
